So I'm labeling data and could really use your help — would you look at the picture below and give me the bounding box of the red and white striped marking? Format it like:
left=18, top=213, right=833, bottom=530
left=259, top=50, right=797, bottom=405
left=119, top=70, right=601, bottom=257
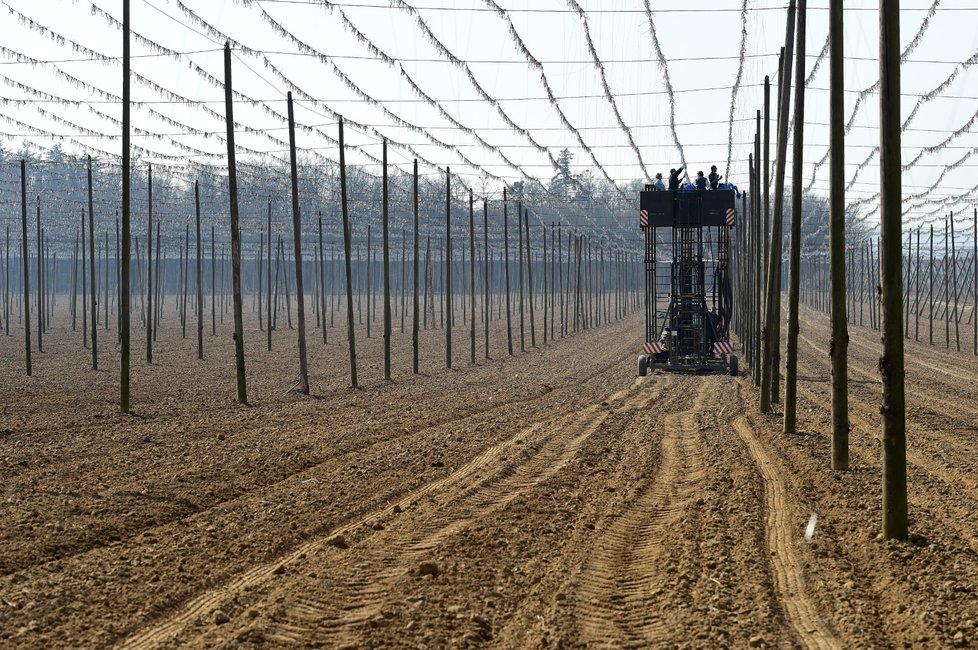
left=644, top=341, right=664, bottom=355
left=714, top=341, right=734, bottom=355
left=640, top=209, right=649, bottom=228
left=725, top=208, right=736, bottom=226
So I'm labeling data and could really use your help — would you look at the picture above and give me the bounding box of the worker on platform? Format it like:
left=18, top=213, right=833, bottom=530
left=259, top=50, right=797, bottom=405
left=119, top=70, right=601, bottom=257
left=653, top=173, right=666, bottom=191
left=668, top=166, right=685, bottom=191
left=709, top=165, right=723, bottom=189
left=694, top=170, right=708, bottom=190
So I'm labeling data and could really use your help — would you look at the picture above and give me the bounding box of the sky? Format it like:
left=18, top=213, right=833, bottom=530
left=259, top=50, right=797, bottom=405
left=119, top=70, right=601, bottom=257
left=1, top=0, right=978, bottom=235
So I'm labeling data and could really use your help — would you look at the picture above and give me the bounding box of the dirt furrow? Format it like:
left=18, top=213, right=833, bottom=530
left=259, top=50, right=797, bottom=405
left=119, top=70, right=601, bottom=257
left=570, top=381, right=709, bottom=648
left=732, top=412, right=840, bottom=650
left=168, top=374, right=663, bottom=648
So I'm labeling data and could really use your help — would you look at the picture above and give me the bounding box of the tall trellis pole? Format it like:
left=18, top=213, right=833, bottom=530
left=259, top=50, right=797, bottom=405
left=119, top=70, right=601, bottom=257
left=225, top=42, right=248, bottom=405
left=761, top=0, right=796, bottom=414
left=287, top=91, right=309, bottom=394
left=829, top=0, right=849, bottom=470
left=879, top=0, right=907, bottom=540
left=783, top=0, right=806, bottom=435
left=120, top=0, right=131, bottom=410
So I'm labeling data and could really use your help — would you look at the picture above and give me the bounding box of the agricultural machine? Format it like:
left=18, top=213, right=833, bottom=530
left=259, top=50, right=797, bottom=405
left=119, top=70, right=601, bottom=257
left=637, top=185, right=738, bottom=377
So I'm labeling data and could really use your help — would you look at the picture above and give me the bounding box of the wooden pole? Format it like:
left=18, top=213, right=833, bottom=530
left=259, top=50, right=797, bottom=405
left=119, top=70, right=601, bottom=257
left=542, top=223, right=544, bottom=345
left=339, top=117, right=358, bottom=387
left=225, top=42, right=248, bottom=404
left=413, top=160, right=420, bottom=374
left=525, top=208, right=536, bottom=348
left=783, top=0, right=806, bottom=435
left=974, top=208, right=977, bottom=356
left=120, top=13, right=133, bottom=401
left=518, top=202, right=525, bottom=351
left=483, top=198, right=490, bottom=359
left=445, top=168, right=452, bottom=368
left=761, top=0, right=796, bottom=413
left=267, top=198, right=272, bottom=350
left=195, top=180, right=204, bottom=359
left=469, top=189, right=476, bottom=364
left=286, top=91, right=310, bottom=394
left=211, top=225, right=216, bottom=336
left=503, top=188, right=513, bottom=355
left=20, top=161, right=31, bottom=376
left=382, top=139, right=392, bottom=380
left=319, top=213, right=327, bottom=344
left=87, top=156, right=98, bottom=369
left=950, top=215, right=960, bottom=351
left=829, top=0, right=849, bottom=470
left=146, top=165, right=153, bottom=363
left=879, top=0, right=907, bottom=540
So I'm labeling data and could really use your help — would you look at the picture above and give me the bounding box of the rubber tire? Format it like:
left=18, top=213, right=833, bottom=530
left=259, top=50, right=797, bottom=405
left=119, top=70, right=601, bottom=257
left=638, top=354, right=649, bottom=377
left=728, top=355, right=739, bottom=376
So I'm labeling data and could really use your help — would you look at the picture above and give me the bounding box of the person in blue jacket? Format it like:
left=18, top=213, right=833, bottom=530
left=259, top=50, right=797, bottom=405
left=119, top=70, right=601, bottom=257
left=694, top=170, right=708, bottom=190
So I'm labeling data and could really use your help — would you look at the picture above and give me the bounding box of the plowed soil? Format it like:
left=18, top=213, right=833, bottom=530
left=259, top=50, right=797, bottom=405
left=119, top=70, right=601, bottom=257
left=2, top=302, right=977, bottom=649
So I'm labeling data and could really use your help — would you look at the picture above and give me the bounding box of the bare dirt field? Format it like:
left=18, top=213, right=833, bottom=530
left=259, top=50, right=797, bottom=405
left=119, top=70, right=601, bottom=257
left=2, top=302, right=978, bottom=649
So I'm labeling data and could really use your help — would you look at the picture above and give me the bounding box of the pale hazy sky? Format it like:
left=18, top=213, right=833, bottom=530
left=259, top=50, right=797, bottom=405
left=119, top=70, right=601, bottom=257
left=2, top=0, right=978, bottom=233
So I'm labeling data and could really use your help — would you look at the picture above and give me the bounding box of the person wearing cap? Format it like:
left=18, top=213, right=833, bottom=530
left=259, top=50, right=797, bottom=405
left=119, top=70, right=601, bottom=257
left=653, top=173, right=666, bottom=191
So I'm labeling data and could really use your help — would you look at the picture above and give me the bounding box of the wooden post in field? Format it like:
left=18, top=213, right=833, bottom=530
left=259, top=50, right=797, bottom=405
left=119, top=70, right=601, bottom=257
left=146, top=166, right=153, bottom=363
left=879, top=0, right=907, bottom=540
left=184, top=221, right=192, bottom=337
left=267, top=198, right=272, bottom=350
left=483, top=198, right=489, bottom=359
left=469, top=189, right=476, bottom=364
left=974, top=208, right=977, bottom=356
left=38, top=199, right=45, bottom=352
left=382, top=139, right=391, bottom=380
left=339, top=117, right=358, bottom=388
left=195, top=180, right=204, bottom=359
left=286, top=91, right=309, bottom=393
left=503, top=188, right=513, bottom=355
left=761, top=1, right=795, bottom=413
left=258, top=234, right=264, bottom=331
left=413, top=160, right=420, bottom=374
left=518, top=202, right=525, bottom=351
left=783, top=0, right=806, bottom=435
left=211, top=225, right=216, bottom=335
left=950, top=215, right=960, bottom=351
left=87, top=156, right=98, bottom=369
left=445, top=168, right=452, bottom=368
left=543, top=223, right=544, bottom=345
left=929, top=224, right=934, bottom=344
left=20, top=161, right=31, bottom=375
left=224, top=42, right=248, bottom=404
left=525, top=208, right=536, bottom=347
left=914, top=226, right=921, bottom=341
left=829, top=0, right=849, bottom=470
left=319, top=213, right=327, bottom=344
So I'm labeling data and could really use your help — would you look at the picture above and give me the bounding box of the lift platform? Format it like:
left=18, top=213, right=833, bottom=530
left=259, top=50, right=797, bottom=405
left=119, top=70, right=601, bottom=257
left=637, top=187, right=738, bottom=377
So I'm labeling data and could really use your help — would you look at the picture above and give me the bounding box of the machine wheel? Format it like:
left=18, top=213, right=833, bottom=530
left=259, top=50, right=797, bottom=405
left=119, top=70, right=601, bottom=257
left=728, top=355, right=739, bottom=376
left=638, top=355, right=649, bottom=377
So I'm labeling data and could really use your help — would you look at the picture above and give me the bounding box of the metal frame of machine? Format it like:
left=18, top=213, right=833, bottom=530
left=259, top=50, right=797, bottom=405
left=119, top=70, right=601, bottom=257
left=637, top=186, right=738, bottom=377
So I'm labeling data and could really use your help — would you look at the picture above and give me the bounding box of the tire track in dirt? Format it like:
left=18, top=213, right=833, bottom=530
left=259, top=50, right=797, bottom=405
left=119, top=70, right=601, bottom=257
left=253, top=377, right=668, bottom=648
left=732, top=411, right=840, bottom=650
left=119, top=371, right=657, bottom=649
left=570, top=379, right=709, bottom=648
